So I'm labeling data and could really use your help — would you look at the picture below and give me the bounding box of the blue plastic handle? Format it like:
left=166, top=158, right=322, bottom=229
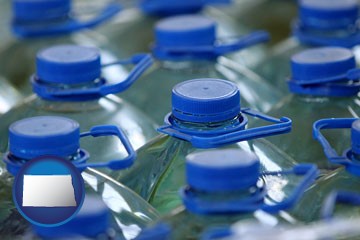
left=287, top=80, right=360, bottom=97
left=158, top=108, right=292, bottom=148
left=292, top=68, right=360, bottom=86
left=13, top=2, right=122, bottom=38
left=32, top=53, right=153, bottom=99
left=321, top=191, right=360, bottom=220
left=313, top=118, right=357, bottom=165
left=155, top=31, right=269, bottom=57
left=214, top=31, right=270, bottom=55
left=181, top=164, right=318, bottom=214
left=78, top=125, right=136, bottom=171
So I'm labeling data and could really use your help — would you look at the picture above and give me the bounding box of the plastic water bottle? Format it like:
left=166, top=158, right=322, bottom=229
left=208, top=0, right=297, bottom=49
left=290, top=118, right=360, bottom=222
left=0, top=45, right=158, bottom=165
left=252, top=47, right=360, bottom=170
left=254, top=0, right=360, bottom=93
left=118, top=14, right=280, bottom=124
left=0, top=116, right=159, bottom=239
left=0, top=0, right=122, bottom=95
left=112, top=78, right=294, bottom=214
left=134, top=149, right=317, bottom=240
left=98, top=0, right=253, bottom=60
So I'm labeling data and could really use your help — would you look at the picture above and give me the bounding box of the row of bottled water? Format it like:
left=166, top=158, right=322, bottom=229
left=1, top=0, right=360, bottom=239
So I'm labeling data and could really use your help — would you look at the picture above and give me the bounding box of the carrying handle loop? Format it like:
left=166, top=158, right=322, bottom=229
left=77, top=125, right=136, bottom=171
left=293, top=68, right=360, bottom=86
left=214, top=31, right=270, bottom=55
left=158, top=108, right=291, bottom=148
left=157, top=31, right=270, bottom=56
left=33, top=54, right=153, bottom=98
left=13, top=2, right=122, bottom=38
left=313, top=118, right=357, bottom=165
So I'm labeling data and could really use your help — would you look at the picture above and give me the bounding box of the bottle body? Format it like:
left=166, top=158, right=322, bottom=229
left=120, top=59, right=282, bottom=125
left=252, top=94, right=360, bottom=170
left=0, top=95, right=158, bottom=170
left=217, top=0, right=297, bottom=45
left=253, top=37, right=307, bottom=93
left=292, top=167, right=360, bottom=223
left=112, top=134, right=298, bottom=215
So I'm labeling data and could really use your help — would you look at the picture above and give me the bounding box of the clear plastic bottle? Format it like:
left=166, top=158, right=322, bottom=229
left=0, top=116, right=159, bottom=239
left=0, top=0, right=122, bottom=95
left=211, top=0, right=297, bottom=45
left=254, top=0, right=360, bottom=93
left=0, top=45, right=158, bottom=166
left=135, top=149, right=317, bottom=240
left=251, top=47, right=360, bottom=170
left=112, top=78, right=295, bottom=215
left=98, top=0, right=263, bottom=62
left=290, top=118, right=360, bottom=222
left=118, top=14, right=280, bottom=125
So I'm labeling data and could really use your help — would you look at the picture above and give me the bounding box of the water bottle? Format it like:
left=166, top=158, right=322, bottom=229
left=252, top=47, right=360, bottom=170
left=112, top=78, right=294, bottom=214
left=0, top=45, right=158, bottom=168
left=0, top=0, right=122, bottom=95
left=201, top=213, right=360, bottom=240
left=291, top=118, right=360, bottom=222
left=0, top=116, right=159, bottom=239
left=117, top=14, right=280, bottom=124
left=254, top=0, right=360, bottom=93
left=134, top=149, right=317, bottom=240
left=98, top=0, right=253, bottom=61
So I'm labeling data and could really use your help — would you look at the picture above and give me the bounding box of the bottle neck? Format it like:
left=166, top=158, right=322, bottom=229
left=158, top=59, right=215, bottom=71
left=184, top=178, right=265, bottom=214
left=172, top=114, right=243, bottom=132
left=34, top=77, right=106, bottom=102
left=10, top=149, right=83, bottom=163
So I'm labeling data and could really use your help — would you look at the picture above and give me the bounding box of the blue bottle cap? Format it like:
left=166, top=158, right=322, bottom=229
left=186, top=149, right=260, bottom=192
left=13, top=0, right=71, bottom=22
left=299, top=0, right=359, bottom=29
left=352, top=120, right=360, bottom=155
left=172, top=78, right=240, bottom=123
left=36, top=45, right=101, bottom=84
left=290, top=47, right=355, bottom=83
left=9, top=116, right=80, bottom=159
left=141, top=0, right=206, bottom=16
left=34, top=195, right=110, bottom=238
left=154, top=14, right=216, bottom=50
